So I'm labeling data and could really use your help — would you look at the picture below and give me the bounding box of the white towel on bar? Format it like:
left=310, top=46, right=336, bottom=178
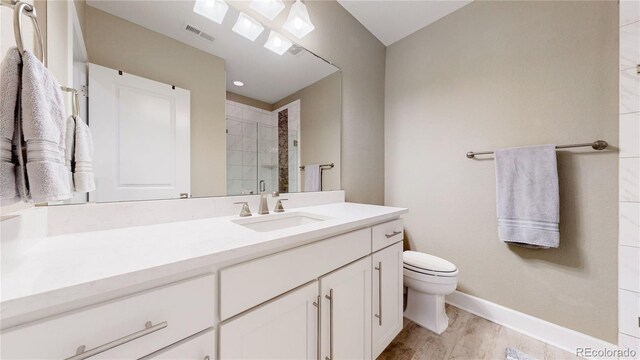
left=304, top=164, right=321, bottom=192
left=20, top=50, right=71, bottom=202
left=0, top=48, right=22, bottom=205
left=494, top=145, right=559, bottom=249
left=71, top=116, right=95, bottom=193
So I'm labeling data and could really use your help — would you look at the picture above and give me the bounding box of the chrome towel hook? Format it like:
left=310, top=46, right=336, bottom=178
left=60, top=86, right=81, bottom=118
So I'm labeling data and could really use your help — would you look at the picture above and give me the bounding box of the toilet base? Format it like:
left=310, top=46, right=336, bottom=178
left=403, top=288, right=449, bottom=335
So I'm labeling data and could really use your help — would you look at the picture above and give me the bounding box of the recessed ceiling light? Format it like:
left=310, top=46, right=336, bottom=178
left=264, top=30, right=292, bottom=55
left=282, top=0, right=315, bottom=39
left=233, top=81, right=245, bottom=87
left=250, top=0, right=285, bottom=21
left=232, top=12, right=265, bottom=41
left=193, top=0, right=229, bottom=25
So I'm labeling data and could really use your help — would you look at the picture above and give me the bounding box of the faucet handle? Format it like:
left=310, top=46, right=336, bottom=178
left=272, top=191, right=280, bottom=197
left=234, top=202, right=252, bottom=217
left=274, top=199, right=288, bottom=213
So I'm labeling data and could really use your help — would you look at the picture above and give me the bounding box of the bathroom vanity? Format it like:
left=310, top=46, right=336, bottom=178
left=0, top=202, right=407, bottom=359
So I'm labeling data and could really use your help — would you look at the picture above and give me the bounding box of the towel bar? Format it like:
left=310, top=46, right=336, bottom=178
left=299, top=163, right=334, bottom=191
left=299, top=163, right=335, bottom=170
left=466, top=140, right=608, bottom=159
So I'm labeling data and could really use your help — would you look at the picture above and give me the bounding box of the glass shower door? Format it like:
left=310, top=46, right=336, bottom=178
left=257, top=123, right=278, bottom=193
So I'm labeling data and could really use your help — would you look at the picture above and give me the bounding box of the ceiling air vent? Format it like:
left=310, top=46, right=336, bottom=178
left=288, top=44, right=304, bottom=56
left=184, top=23, right=215, bottom=42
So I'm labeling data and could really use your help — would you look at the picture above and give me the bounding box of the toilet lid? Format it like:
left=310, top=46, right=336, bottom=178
left=403, top=251, right=457, bottom=273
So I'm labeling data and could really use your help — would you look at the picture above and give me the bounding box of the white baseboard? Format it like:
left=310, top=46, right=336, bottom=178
left=445, top=290, right=618, bottom=355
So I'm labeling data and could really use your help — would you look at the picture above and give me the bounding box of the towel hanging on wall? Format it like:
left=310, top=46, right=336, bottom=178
left=20, top=49, right=71, bottom=202
left=304, top=164, right=321, bottom=192
left=494, top=145, right=560, bottom=249
left=0, top=48, right=22, bottom=205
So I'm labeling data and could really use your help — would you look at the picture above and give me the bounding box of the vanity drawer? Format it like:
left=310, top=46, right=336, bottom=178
left=220, top=228, right=371, bottom=320
left=143, top=328, right=215, bottom=359
left=372, top=219, right=404, bottom=252
left=1, top=274, right=215, bottom=360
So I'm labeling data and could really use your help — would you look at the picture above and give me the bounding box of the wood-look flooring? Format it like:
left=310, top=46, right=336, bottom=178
left=377, top=305, right=583, bottom=360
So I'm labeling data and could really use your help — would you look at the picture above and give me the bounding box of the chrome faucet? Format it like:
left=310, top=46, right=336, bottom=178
left=234, top=202, right=252, bottom=217
left=274, top=198, right=288, bottom=212
left=258, top=191, right=279, bottom=215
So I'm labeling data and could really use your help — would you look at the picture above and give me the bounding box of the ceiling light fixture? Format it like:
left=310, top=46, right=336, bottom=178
left=233, top=80, right=245, bottom=87
left=250, top=0, right=285, bottom=21
left=282, top=0, right=314, bottom=39
left=232, top=12, right=265, bottom=41
left=193, top=0, right=229, bottom=25
left=264, top=30, right=293, bottom=55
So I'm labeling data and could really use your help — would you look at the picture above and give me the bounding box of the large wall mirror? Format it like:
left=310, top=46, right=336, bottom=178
left=56, top=0, right=341, bottom=204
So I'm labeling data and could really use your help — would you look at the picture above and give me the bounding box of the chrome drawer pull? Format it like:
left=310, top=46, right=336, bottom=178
left=65, top=321, right=168, bottom=360
left=385, top=231, right=402, bottom=239
left=325, top=289, right=334, bottom=360
left=313, top=295, right=321, bottom=360
left=375, top=262, right=382, bottom=326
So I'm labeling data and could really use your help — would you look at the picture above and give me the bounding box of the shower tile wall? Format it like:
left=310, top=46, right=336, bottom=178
left=278, top=109, right=289, bottom=192
left=274, top=100, right=301, bottom=193
left=226, top=99, right=301, bottom=196
left=226, top=100, right=277, bottom=195
left=619, top=1, right=640, bottom=354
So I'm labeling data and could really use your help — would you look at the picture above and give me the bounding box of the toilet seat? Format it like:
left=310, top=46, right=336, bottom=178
left=403, top=263, right=458, bottom=278
left=403, top=251, right=458, bottom=277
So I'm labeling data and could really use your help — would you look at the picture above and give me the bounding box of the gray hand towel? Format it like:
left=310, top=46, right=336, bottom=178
left=0, top=48, right=21, bottom=205
left=72, top=116, right=95, bottom=193
left=20, top=50, right=71, bottom=202
left=495, top=145, right=559, bottom=248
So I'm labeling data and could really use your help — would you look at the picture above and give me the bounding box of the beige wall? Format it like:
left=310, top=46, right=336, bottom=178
left=226, top=91, right=272, bottom=112
left=385, top=1, right=618, bottom=342
left=302, top=1, right=385, bottom=204
left=85, top=6, right=227, bottom=197
left=274, top=72, right=342, bottom=191
left=231, top=0, right=386, bottom=204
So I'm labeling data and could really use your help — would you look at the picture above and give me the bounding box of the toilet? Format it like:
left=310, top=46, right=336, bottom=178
left=403, top=251, right=459, bottom=335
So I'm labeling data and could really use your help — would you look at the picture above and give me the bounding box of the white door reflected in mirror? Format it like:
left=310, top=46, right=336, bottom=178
left=89, top=63, right=191, bottom=203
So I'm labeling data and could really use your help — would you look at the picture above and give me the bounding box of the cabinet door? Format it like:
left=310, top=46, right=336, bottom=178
left=372, top=242, right=404, bottom=358
left=219, top=281, right=318, bottom=359
left=320, top=257, right=372, bottom=360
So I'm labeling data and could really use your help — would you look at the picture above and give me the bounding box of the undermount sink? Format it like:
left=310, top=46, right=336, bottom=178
left=232, top=212, right=332, bottom=232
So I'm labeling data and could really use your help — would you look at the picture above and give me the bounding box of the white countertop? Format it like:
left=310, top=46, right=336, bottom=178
left=1, top=202, right=407, bottom=323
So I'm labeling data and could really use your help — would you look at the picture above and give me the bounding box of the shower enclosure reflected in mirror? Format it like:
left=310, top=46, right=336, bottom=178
left=53, top=0, right=341, bottom=204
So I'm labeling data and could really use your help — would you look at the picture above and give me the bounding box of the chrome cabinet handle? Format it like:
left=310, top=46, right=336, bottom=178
left=313, top=295, right=321, bottom=360
left=65, top=321, right=168, bottom=360
left=325, top=289, right=334, bottom=360
left=385, top=231, right=402, bottom=239
left=375, top=261, right=382, bottom=326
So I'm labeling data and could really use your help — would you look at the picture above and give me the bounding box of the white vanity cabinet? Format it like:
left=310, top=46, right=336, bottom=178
left=219, top=282, right=319, bottom=359
left=372, top=241, right=404, bottom=358
left=320, top=256, right=372, bottom=360
left=1, top=214, right=405, bottom=360
left=1, top=274, right=216, bottom=360
left=144, top=328, right=215, bottom=359
left=218, top=219, right=404, bottom=360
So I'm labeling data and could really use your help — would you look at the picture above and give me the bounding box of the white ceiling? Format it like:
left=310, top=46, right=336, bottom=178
left=337, top=0, right=472, bottom=46
left=86, top=1, right=338, bottom=104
